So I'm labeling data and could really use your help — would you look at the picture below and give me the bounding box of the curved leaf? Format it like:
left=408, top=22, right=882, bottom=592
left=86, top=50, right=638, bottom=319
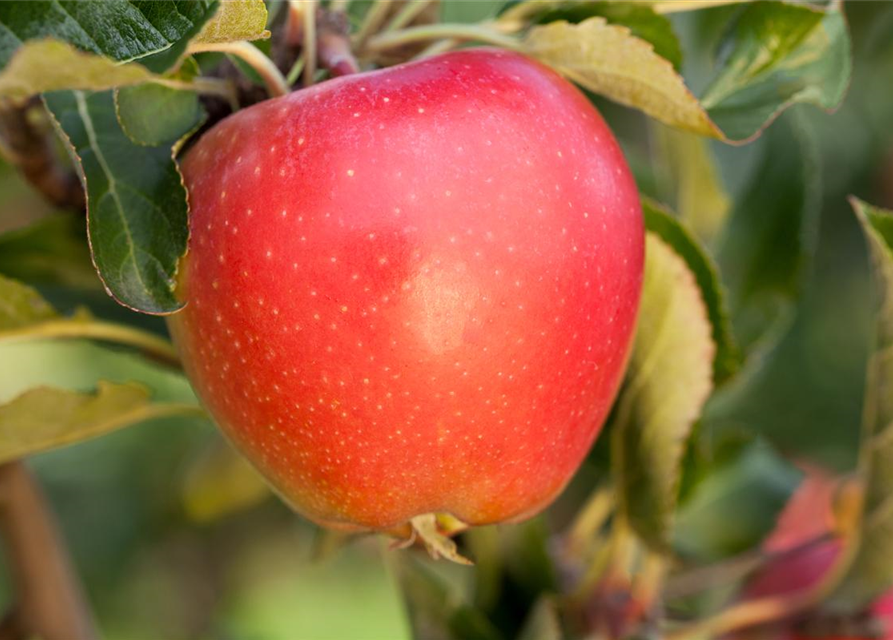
left=192, top=0, right=270, bottom=44
left=613, top=231, right=716, bottom=549
left=522, top=2, right=850, bottom=144
left=523, top=17, right=719, bottom=138
left=643, top=199, right=739, bottom=383
left=44, top=90, right=187, bottom=314
left=823, top=199, right=893, bottom=612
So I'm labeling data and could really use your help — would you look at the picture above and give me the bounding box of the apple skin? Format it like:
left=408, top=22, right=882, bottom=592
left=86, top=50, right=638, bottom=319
left=168, top=49, right=643, bottom=531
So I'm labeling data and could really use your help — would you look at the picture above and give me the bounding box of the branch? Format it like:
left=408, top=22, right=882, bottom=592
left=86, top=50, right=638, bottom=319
left=0, top=98, right=85, bottom=211
left=0, top=462, right=97, bottom=640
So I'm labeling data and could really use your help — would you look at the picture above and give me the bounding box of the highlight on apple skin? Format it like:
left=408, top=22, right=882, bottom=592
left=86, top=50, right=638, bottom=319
left=167, top=48, right=644, bottom=533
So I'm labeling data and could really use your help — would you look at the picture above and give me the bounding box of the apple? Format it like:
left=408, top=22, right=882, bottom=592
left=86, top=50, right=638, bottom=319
left=167, top=49, right=643, bottom=532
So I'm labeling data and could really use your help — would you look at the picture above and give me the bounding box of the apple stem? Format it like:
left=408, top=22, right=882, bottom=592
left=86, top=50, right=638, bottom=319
left=364, top=23, right=522, bottom=55
left=412, top=38, right=459, bottom=60
left=352, top=0, right=394, bottom=50
left=188, top=42, right=289, bottom=98
left=408, top=514, right=473, bottom=565
left=298, top=0, right=318, bottom=87
left=286, top=54, right=306, bottom=87
left=382, top=0, right=433, bottom=33
left=0, top=461, right=98, bottom=640
left=315, top=8, right=361, bottom=78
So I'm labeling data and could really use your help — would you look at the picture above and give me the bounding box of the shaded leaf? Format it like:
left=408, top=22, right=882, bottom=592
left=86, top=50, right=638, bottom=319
left=0, top=215, right=98, bottom=288
left=716, top=113, right=820, bottom=351
left=0, top=381, right=150, bottom=463
left=0, top=340, right=196, bottom=406
left=612, top=232, right=715, bottom=550
left=823, top=199, right=893, bottom=612
left=0, top=0, right=215, bottom=68
left=0, top=273, right=58, bottom=330
left=0, top=39, right=157, bottom=99
left=44, top=90, right=187, bottom=314
left=517, top=598, right=562, bottom=640
left=643, top=199, right=739, bottom=383
left=395, top=554, right=504, bottom=640
left=116, top=82, right=205, bottom=146
left=182, top=435, right=271, bottom=522
left=702, top=2, right=851, bottom=143
left=674, top=438, right=800, bottom=561
left=652, top=125, right=730, bottom=244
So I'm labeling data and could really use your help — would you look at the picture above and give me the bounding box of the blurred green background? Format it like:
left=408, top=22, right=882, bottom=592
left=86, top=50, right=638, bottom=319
left=2, top=2, right=893, bottom=639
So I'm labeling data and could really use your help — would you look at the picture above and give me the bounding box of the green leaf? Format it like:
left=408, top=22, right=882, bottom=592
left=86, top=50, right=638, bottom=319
left=44, top=90, right=187, bottom=314
left=674, top=438, right=800, bottom=560
left=0, top=381, right=161, bottom=464
left=115, top=83, right=205, bottom=146
left=396, top=555, right=504, bottom=640
left=0, top=0, right=215, bottom=68
left=652, top=125, right=731, bottom=245
left=0, top=273, right=58, bottom=330
left=643, top=199, right=739, bottom=383
left=441, top=1, right=505, bottom=24
left=521, top=3, right=850, bottom=143
left=701, top=2, right=851, bottom=143
left=716, top=113, right=820, bottom=351
left=0, top=1, right=269, bottom=97
left=504, top=1, right=683, bottom=70
left=823, top=199, right=893, bottom=612
left=517, top=598, right=562, bottom=640
left=612, top=230, right=716, bottom=550
left=0, top=215, right=98, bottom=288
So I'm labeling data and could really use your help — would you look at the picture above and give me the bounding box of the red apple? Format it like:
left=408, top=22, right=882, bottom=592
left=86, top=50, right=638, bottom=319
left=167, top=49, right=643, bottom=532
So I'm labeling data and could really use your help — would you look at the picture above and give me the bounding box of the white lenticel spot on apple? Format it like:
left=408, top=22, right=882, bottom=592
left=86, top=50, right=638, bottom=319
left=347, top=169, right=355, bottom=176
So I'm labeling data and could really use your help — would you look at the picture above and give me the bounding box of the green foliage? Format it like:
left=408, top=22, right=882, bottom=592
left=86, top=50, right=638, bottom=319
left=2, top=1, right=893, bottom=638
left=643, top=200, right=738, bottom=383
left=44, top=90, right=188, bottom=314
left=519, top=0, right=850, bottom=142
left=115, top=83, right=205, bottom=146
left=823, top=199, right=893, bottom=612
left=612, top=227, right=715, bottom=550
left=701, top=2, right=851, bottom=142
left=0, top=0, right=215, bottom=68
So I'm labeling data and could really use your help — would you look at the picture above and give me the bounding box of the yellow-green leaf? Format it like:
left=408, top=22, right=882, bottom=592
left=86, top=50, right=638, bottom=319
left=0, top=39, right=157, bottom=100
left=0, top=381, right=149, bottom=463
left=182, top=436, right=271, bottom=522
left=192, top=0, right=270, bottom=44
left=523, top=17, right=719, bottom=138
left=0, top=273, right=58, bottom=330
left=613, top=232, right=716, bottom=550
